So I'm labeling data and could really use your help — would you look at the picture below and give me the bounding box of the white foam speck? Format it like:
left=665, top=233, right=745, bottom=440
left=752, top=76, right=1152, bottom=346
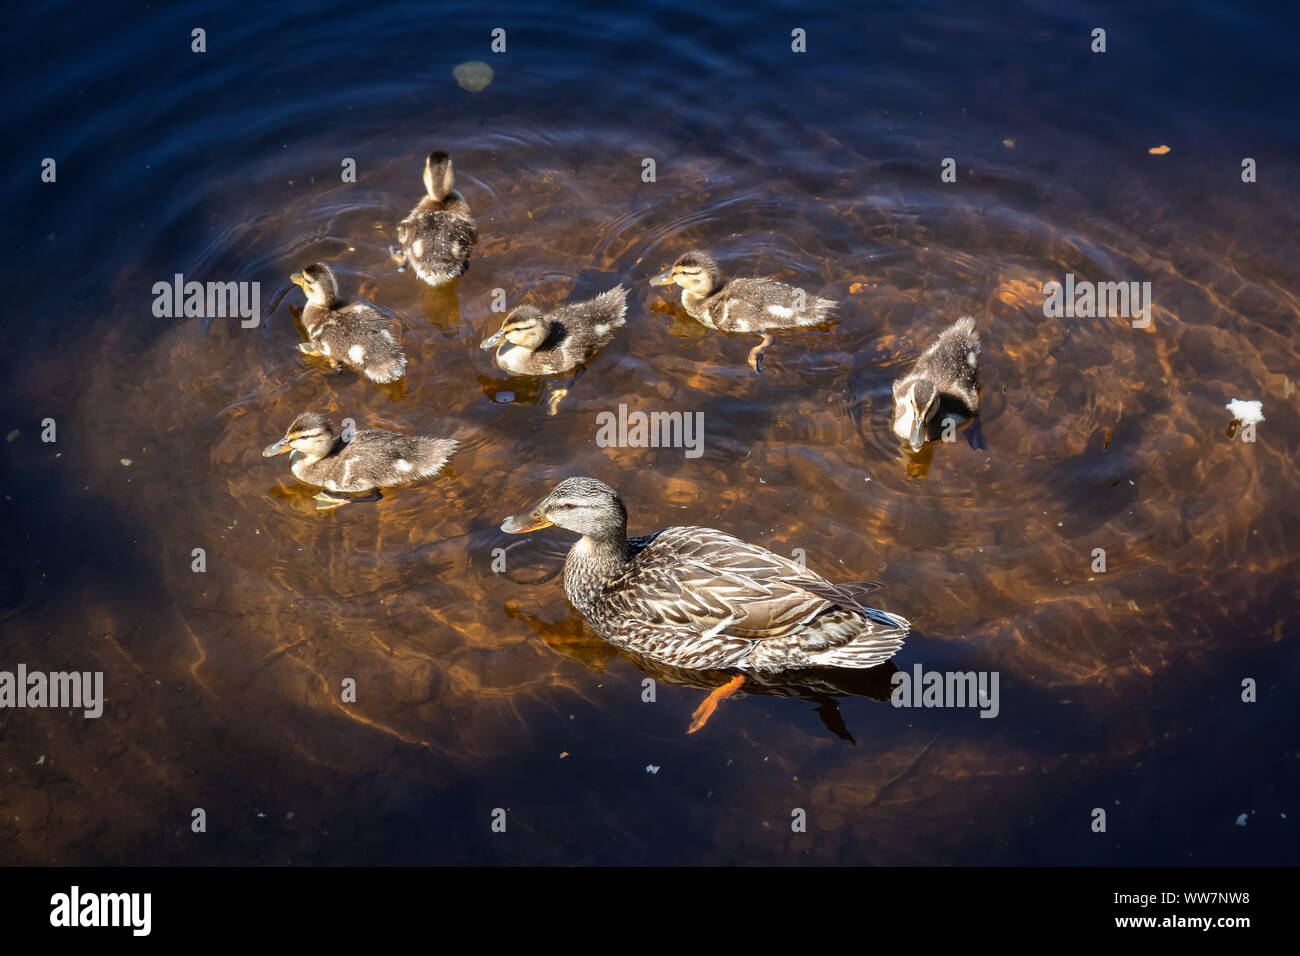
left=1225, top=398, right=1264, bottom=425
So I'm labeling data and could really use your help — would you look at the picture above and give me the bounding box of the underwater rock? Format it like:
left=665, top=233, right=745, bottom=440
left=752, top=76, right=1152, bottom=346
left=453, top=61, right=493, bottom=92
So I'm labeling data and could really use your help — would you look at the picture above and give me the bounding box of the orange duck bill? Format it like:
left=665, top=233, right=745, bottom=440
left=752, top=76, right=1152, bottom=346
left=500, top=500, right=553, bottom=534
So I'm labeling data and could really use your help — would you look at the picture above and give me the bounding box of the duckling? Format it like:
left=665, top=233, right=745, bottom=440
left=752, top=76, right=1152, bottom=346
left=649, top=250, right=836, bottom=372
left=479, top=286, right=627, bottom=413
left=891, top=315, right=981, bottom=452
left=291, top=263, right=406, bottom=384
left=391, top=151, right=477, bottom=286
left=262, top=412, right=457, bottom=506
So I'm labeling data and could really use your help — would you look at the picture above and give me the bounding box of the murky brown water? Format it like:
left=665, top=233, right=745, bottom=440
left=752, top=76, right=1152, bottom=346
left=2, top=0, right=1297, bottom=865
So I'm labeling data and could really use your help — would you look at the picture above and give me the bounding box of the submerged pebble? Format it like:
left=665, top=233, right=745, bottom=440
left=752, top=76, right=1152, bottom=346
left=453, top=61, right=493, bottom=92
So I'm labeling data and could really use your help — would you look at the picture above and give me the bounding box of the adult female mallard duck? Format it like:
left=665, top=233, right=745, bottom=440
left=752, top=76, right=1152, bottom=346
left=891, top=315, right=980, bottom=452
left=392, top=150, right=477, bottom=286
left=500, top=476, right=909, bottom=731
left=479, top=285, right=627, bottom=413
left=649, top=250, right=836, bottom=372
left=263, top=412, right=457, bottom=506
left=291, top=263, right=406, bottom=383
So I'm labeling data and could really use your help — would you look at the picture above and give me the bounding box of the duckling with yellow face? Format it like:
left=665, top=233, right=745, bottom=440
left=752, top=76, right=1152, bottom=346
left=479, top=285, right=627, bottom=414
left=649, top=250, right=836, bottom=372
left=392, top=151, right=477, bottom=286
left=291, top=263, right=407, bottom=384
left=262, top=412, right=457, bottom=507
left=891, top=315, right=981, bottom=452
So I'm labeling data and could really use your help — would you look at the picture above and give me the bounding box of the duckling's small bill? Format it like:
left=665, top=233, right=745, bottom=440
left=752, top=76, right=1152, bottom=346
left=479, top=328, right=506, bottom=350
left=262, top=437, right=291, bottom=457
left=648, top=269, right=675, bottom=286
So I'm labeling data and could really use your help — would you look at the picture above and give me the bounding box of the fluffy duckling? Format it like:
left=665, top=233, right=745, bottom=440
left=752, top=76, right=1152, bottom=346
left=649, top=250, right=836, bottom=372
left=501, top=476, right=909, bottom=732
left=263, top=412, right=457, bottom=506
left=891, top=315, right=981, bottom=452
left=392, top=151, right=477, bottom=286
left=291, top=263, right=406, bottom=383
left=479, top=286, right=627, bottom=413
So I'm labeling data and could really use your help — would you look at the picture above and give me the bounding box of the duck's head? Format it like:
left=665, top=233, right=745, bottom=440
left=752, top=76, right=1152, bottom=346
left=423, top=150, right=455, bottom=202
left=263, top=412, right=337, bottom=461
left=290, top=263, right=339, bottom=307
left=479, top=306, right=549, bottom=352
left=650, top=250, right=722, bottom=297
left=894, top=379, right=939, bottom=452
left=500, top=476, right=627, bottom=539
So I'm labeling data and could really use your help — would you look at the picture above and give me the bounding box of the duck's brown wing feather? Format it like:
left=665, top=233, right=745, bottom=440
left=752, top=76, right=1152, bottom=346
left=602, top=526, right=854, bottom=641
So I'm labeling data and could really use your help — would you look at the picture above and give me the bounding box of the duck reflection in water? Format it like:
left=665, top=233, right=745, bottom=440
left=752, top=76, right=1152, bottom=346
left=505, top=602, right=900, bottom=742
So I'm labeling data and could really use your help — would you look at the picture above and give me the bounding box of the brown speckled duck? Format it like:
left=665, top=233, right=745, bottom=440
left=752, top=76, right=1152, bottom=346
left=650, top=249, right=836, bottom=372
left=263, top=412, right=457, bottom=506
left=291, top=263, right=406, bottom=383
left=500, top=476, right=909, bottom=731
left=392, top=151, right=477, bottom=286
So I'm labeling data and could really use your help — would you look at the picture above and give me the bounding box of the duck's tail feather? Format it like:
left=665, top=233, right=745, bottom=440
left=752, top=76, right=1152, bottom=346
left=364, top=352, right=408, bottom=383
left=794, top=296, right=837, bottom=326
left=949, top=314, right=979, bottom=346
left=806, top=614, right=908, bottom=669
left=599, top=284, right=629, bottom=326
left=414, top=437, right=459, bottom=476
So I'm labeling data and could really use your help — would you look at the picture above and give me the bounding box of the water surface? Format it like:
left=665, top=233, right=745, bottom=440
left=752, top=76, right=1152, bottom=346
left=1, top=0, right=1297, bottom=864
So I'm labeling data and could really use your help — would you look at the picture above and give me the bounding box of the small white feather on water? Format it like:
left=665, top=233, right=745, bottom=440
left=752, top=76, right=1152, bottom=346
left=1225, top=398, right=1264, bottom=425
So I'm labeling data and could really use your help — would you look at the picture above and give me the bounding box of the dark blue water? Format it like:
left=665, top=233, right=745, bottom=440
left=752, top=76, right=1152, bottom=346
left=1, top=0, right=1296, bottom=865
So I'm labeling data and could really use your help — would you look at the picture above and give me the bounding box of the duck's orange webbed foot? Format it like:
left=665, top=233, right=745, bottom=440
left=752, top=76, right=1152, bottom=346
left=687, top=674, right=746, bottom=734
left=746, top=333, right=774, bottom=373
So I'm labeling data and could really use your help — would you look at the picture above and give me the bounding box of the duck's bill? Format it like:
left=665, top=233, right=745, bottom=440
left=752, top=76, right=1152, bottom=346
left=479, top=328, right=505, bottom=350
left=648, top=269, right=675, bottom=287
left=262, top=437, right=291, bottom=457
left=500, top=511, right=553, bottom=534
left=908, top=423, right=926, bottom=453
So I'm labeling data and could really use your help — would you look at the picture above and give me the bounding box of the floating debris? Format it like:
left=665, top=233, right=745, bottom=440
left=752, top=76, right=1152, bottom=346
left=120, top=458, right=133, bottom=467
left=645, top=764, right=660, bottom=775
left=1225, top=398, right=1264, bottom=425
left=453, top=61, right=493, bottom=92
left=1148, top=145, right=1171, bottom=155
left=5, top=429, right=18, bottom=442
left=1002, top=138, right=1015, bottom=149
